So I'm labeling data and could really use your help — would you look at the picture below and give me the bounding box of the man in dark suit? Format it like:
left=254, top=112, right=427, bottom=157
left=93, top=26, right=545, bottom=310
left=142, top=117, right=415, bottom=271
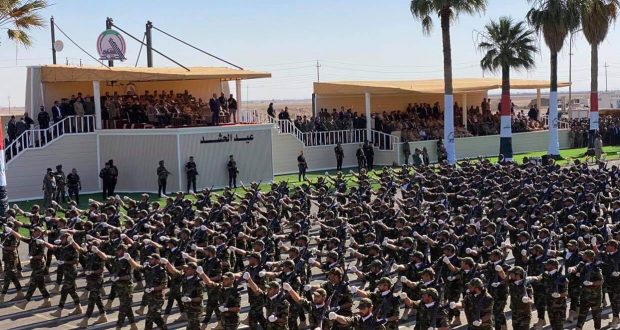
left=209, top=93, right=220, bottom=126
left=52, top=100, right=63, bottom=123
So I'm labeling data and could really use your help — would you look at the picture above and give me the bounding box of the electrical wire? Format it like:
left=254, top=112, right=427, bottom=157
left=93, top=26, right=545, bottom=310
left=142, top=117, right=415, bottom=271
left=53, top=22, right=109, bottom=69
left=135, top=32, right=146, bottom=67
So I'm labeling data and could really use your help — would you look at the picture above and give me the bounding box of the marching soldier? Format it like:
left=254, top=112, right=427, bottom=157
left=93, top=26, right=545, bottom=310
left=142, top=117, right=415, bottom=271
left=190, top=245, right=223, bottom=327
left=504, top=266, right=533, bottom=330
left=162, top=260, right=205, bottom=330
left=451, top=278, right=494, bottom=330
left=351, top=277, right=401, bottom=329
left=286, top=285, right=331, bottom=329
left=46, top=233, right=83, bottom=317
left=596, top=239, right=620, bottom=327
left=12, top=227, right=51, bottom=309
left=569, top=248, right=604, bottom=330
left=71, top=239, right=108, bottom=328
left=198, top=270, right=241, bottom=330
left=127, top=253, right=168, bottom=330
left=0, top=224, right=23, bottom=302
left=526, top=259, right=568, bottom=330
left=91, top=244, right=139, bottom=330
left=329, top=298, right=386, bottom=329
left=246, top=277, right=290, bottom=330
left=241, top=252, right=267, bottom=328
left=400, top=288, right=449, bottom=330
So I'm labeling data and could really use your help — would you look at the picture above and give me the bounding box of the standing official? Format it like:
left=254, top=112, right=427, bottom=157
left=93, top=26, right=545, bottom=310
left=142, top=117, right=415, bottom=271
left=297, top=150, right=307, bottom=181
left=209, top=93, right=221, bottom=126
left=157, top=160, right=172, bottom=197
left=185, top=156, right=198, bottom=194
left=227, top=155, right=239, bottom=188
left=363, top=141, right=374, bottom=170
left=66, top=168, right=81, bottom=205
left=334, top=142, right=344, bottom=170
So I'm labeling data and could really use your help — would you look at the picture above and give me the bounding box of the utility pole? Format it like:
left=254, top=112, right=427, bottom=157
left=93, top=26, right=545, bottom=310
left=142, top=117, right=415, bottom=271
left=146, top=21, right=153, bottom=67
left=106, top=17, right=114, bottom=67
left=316, top=60, right=321, bottom=83
left=605, top=62, right=609, bottom=93
left=50, top=16, right=57, bottom=64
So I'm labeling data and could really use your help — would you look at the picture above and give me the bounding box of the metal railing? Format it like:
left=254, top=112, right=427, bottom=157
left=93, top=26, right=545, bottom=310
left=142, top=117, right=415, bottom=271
left=299, top=129, right=368, bottom=147
left=370, top=129, right=399, bottom=151
left=5, top=115, right=95, bottom=163
left=238, top=109, right=267, bottom=124
left=540, top=115, right=570, bottom=129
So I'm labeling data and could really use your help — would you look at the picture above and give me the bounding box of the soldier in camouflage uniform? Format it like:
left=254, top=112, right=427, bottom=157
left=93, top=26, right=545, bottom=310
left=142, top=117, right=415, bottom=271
left=525, top=258, right=568, bottom=330
left=241, top=252, right=267, bottom=328
left=12, top=227, right=50, bottom=308
left=46, top=233, right=83, bottom=317
left=247, top=276, right=290, bottom=330
left=163, top=238, right=187, bottom=321
left=479, top=250, right=509, bottom=330
left=569, top=249, right=604, bottom=330
left=329, top=298, right=386, bottom=330
left=199, top=270, right=241, bottom=330
left=400, top=287, right=449, bottom=330
left=0, top=225, right=23, bottom=302
left=452, top=278, right=494, bottom=330
left=92, top=244, right=139, bottom=330
left=127, top=253, right=168, bottom=330
left=192, top=245, right=222, bottom=326
left=286, top=285, right=332, bottom=329
left=54, top=164, right=67, bottom=203
left=351, top=277, right=400, bottom=329
left=503, top=266, right=533, bottom=330
left=163, top=260, right=205, bottom=330
left=67, top=239, right=108, bottom=328
left=596, top=239, right=620, bottom=327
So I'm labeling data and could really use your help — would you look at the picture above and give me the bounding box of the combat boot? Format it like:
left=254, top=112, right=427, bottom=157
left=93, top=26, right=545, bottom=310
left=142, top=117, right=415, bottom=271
left=534, top=318, right=546, bottom=329
left=135, top=305, right=145, bottom=316
left=76, top=317, right=89, bottom=328
left=50, top=308, right=62, bottom=317
left=93, top=314, right=108, bottom=325
left=16, top=271, right=22, bottom=278
left=0, top=294, right=5, bottom=303
left=240, top=316, right=250, bottom=325
left=40, top=297, right=52, bottom=308
left=450, top=318, right=462, bottom=327
left=610, top=316, right=620, bottom=328
left=104, top=299, right=113, bottom=309
left=129, top=323, right=138, bottom=330
left=176, top=312, right=187, bottom=322
left=13, top=290, right=24, bottom=300
left=68, top=304, right=83, bottom=316
left=134, top=281, right=144, bottom=290
left=15, top=300, right=28, bottom=309
left=212, top=321, right=224, bottom=330
left=50, top=283, right=60, bottom=294
left=79, top=289, right=89, bottom=300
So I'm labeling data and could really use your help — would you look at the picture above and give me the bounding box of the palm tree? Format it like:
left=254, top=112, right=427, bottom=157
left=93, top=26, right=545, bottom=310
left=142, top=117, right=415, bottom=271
left=0, top=0, right=48, bottom=47
left=410, top=0, right=487, bottom=165
left=527, top=0, right=581, bottom=158
left=579, top=0, right=619, bottom=138
left=478, top=17, right=537, bottom=160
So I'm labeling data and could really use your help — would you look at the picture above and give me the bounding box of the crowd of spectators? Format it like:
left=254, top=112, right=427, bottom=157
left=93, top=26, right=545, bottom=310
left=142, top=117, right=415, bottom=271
left=569, top=116, right=620, bottom=148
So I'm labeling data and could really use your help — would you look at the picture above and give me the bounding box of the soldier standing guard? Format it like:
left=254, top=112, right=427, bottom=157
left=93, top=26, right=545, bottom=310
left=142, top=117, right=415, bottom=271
left=91, top=244, right=139, bottom=330
left=66, top=168, right=81, bottom=205
left=297, top=150, right=307, bottom=181
left=355, top=145, right=366, bottom=171
left=157, top=160, right=172, bottom=197
left=54, top=164, right=66, bottom=203
left=43, top=168, right=56, bottom=208
left=227, top=155, right=238, bottom=188
left=185, top=156, right=198, bottom=193
left=334, top=142, right=344, bottom=170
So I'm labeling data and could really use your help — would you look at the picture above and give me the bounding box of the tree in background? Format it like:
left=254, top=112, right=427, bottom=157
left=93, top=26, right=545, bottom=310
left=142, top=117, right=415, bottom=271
left=0, top=0, right=48, bottom=47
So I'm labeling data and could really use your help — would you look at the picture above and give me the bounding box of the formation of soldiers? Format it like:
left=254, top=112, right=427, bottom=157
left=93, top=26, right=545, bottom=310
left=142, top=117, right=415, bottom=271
left=1, top=157, right=620, bottom=330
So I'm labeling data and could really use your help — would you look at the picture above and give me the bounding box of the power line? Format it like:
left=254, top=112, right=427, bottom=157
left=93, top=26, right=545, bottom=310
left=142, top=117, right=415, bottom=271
left=53, top=21, right=109, bottom=69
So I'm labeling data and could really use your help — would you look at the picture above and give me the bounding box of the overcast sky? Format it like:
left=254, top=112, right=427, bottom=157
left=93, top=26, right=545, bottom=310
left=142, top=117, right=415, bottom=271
left=0, top=0, right=619, bottom=106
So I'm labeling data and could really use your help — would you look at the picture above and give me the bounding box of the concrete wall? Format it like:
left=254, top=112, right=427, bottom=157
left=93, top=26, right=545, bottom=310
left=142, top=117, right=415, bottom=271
left=398, top=129, right=572, bottom=164
left=98, top=124, right=273, bottom=193
left=6, top=134, right=99, bottom=201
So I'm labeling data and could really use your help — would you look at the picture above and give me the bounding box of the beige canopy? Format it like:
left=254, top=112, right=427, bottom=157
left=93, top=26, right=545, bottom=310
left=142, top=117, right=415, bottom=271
left=314, top=78, right=570, bottom=95
left=38, top=65, right=271, bottom=83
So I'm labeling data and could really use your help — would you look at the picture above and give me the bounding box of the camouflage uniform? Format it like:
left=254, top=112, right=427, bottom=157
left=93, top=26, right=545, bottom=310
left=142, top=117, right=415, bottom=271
left=508, top=280, right=533, bottom=330
left=341, top=314, right=387, bottom=330
left=56, top=244, right=80, bottom=308
left=180, top=273, right=204, bottom=330
left=246, top=264, right=267, bottom=329
left=575, top=262, right=604, bottom=329
left=202, top=256, right=222, bottom=324
left=164, top=248, right=185, bottom=316
left=264, top=291, right=290, bottom=330
left=321, top=281, right=353, bottom=329
left=22, top=236, right=50, bottom=301
left=367, top=291, right=400, bottom=330
left=107, top=255, right=135, bottom=328
left=296, top=298, right=331, bottom=329
left=601, top=250, right=620, bottom=319
left=462, top=288, right=494, bottom=330
left=409, top=299, right=449, bottom=330
left=140, top=263, right=167, bottom=330
left=215, top=283, right=241, bottom=330
left=0, top=232, right=22, bottom=294
left=82, top=250, right=105, bottom=318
